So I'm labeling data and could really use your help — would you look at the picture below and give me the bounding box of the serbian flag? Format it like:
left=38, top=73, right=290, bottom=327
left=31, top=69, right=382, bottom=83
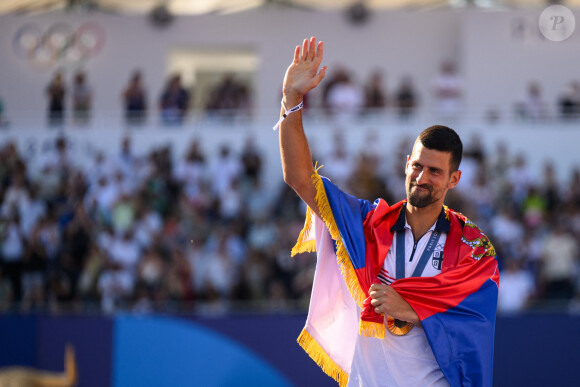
left=292, top=171, right=499, bottom=387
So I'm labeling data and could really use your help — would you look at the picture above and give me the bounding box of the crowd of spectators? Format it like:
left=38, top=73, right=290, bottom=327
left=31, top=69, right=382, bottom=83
left=1, top=131, right=580, bottom=316
left=0, top=134, right=307, bottom=314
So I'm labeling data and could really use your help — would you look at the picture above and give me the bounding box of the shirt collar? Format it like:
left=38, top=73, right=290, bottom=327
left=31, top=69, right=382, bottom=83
left=390, top=203, right=450, bottom=233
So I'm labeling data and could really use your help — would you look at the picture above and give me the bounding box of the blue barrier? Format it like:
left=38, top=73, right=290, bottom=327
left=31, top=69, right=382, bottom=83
left=1, top=313, right=578, bottom=386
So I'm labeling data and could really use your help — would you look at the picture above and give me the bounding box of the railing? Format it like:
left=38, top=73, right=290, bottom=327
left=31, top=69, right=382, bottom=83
left=2, top=105, right=579, bottom=131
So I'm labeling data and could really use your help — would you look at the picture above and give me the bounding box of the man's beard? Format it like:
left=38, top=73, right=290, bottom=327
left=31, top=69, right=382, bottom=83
left=406, top=182, right=437, bottom=208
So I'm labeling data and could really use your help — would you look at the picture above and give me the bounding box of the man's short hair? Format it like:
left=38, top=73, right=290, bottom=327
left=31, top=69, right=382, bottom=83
left=416, top=125, right=463, bottom=171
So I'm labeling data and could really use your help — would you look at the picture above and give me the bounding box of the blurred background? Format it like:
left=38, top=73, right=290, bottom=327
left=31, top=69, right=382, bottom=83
left=0, top=1, right=579, bottom=386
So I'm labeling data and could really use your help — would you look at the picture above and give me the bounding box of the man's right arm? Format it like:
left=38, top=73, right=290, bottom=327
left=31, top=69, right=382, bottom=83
left=279, top=37, right=327, bottom=216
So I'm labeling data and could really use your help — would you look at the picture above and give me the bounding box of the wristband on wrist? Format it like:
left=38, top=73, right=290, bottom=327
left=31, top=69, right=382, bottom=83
left=273, top=98, right=303, bottom=131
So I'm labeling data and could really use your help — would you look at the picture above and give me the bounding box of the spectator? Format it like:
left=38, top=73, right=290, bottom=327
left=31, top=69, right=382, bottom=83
left=1, top=172, right=29, bottom=218
left=117, top=136, right=144, bottom=185
left=0, top=211, right=25, bottom=301
left=563, top=169, right=580, bottom=214
left=18, top=184, right=46, bottom=238
left=358, top=130, right=386, bottom=177
left=21, top=224, right=49, bottom=311
left=454, top=137, right=482, bottom=197
left=77, top=244, right=105, bottom=302
left=218, top=178, right=243, bottom=221
left=164, top=248, right=193, bottom=304
left=0, top=92, right=7, bottom=127
left=490, top=207, right=525, bottom=258
left=35, top=211, right=62, bottom=274
left=515, top=81, right=549, bottom=122
left=122, top=70, right=148, bottom=126
left=244, top=179, right=272, bottom=221
left=322, top=131, right=354, bottom=188
left=522, top=186, right=547, bottom=229
left=237, top=249, right=270, bottom=301
left=431, top=60, right=462, bottom=121
left=326, top=68, right=364, bottom=123
left=199, top=232, right=238, bottom=301
left=85, top=175, right=119, bottom=222
left=98, top=228, right=141, bottom=312
left=135, top=246, right=166, bottom=303
left=507, top=154, right=536, bottom=206
left=558, top=80, right=580, bottom=120
left=0, top=266, right=13, bottom=311
left=205, top=73, right=251, bottom=118
left=174, top=138, right=207, bottom=204
left=540, top=222, right=578, bottom=300
left=46, top=71, right=66, bottom=127
left=211, top=144, right=242, bottom=202
left=86, top=151, right=112, bottom=187
left=498, top=258, right=535, bottom=313
left=346, top=152, right=392, bottom=204
left=321, top=65, right=348, bottom=113
left=159, top=73, right=190, bottom=125
left=72, top=70, right=92, bottom=126
left=363, top=69, right=387, bottom=115
left=240, top=135, right=263, bottom=186
left=540, top=162, right=561, bottom=213
left=132, top=201, right=163, bottom=249
left=41, top=136, right=75, bottom=180
left=395, top=75, right=418, bottom=120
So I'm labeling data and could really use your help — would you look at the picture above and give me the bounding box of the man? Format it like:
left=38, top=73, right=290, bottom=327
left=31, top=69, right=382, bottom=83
left=278, top=37, right=499, bottom=387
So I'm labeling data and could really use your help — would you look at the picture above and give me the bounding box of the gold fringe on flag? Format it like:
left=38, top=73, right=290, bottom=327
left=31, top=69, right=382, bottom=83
left=291, top=167, right=367, bottom=309
left=297, top=329, right=348, bottom=387
left=291, top=207, right=316, bottom=256
left=359, top=320, right=386, bottom=339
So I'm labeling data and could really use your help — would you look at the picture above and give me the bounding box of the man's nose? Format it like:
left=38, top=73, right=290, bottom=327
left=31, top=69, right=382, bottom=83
left=416, top=170, right=427, bottom=185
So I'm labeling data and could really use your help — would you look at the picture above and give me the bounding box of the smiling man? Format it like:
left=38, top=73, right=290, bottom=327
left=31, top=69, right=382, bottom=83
left=278, top=37, right=499, bottom=387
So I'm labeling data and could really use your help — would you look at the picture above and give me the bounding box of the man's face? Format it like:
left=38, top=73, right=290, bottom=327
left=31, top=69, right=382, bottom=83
left=405, top=142, right=461, bottom=209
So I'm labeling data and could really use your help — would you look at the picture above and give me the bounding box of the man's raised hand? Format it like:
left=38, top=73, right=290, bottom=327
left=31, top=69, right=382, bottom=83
left=282, top=37, right=327, bottom=106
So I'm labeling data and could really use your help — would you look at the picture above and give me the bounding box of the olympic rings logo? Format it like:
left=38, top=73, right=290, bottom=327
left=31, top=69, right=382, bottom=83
left=12, top=22, right=106, bottom=71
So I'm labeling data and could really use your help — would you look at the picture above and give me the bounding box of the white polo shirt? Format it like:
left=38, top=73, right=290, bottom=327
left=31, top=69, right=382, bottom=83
left=347, top=210, right=450, bottom=387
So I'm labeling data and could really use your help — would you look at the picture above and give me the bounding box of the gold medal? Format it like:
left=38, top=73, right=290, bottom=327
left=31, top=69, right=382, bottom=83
left=387, top=316, right=414, bottom=336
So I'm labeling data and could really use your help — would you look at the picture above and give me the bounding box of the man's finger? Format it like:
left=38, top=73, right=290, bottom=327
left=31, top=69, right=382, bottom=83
left=313, top=66, right=327, bottom=86
left=308, top=37, right=317, bottom=61
left=370, top=298, right=382, bottom=307
left=314, top=41, right=324, bottom=65
left=301, top=39, right=309, bottom=61
left=370, top=283, right=387, bottom=292
left=293, top=46, right=300, bottom=63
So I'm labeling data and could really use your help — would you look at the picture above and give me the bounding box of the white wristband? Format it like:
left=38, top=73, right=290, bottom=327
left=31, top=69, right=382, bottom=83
left=273, top=99, right=303, bottom=131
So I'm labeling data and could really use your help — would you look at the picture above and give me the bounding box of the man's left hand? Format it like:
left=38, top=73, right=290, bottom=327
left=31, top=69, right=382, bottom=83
left=369, top=283, right=421, bottom=326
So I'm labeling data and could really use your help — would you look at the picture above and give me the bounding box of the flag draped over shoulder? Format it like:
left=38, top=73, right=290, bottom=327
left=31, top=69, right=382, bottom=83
left=292, top=171, right=499, bottom=387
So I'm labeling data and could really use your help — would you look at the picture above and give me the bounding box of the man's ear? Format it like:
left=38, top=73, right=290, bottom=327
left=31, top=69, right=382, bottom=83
left=448, top=169, right=461, bottom=189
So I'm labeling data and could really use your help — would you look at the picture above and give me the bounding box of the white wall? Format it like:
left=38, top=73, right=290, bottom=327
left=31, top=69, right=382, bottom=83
left=462, top=9, right=580, bottom=119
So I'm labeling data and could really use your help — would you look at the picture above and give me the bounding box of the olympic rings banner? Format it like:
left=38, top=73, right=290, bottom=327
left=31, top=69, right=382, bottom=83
left=12, top=22, right=106, bottom=71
